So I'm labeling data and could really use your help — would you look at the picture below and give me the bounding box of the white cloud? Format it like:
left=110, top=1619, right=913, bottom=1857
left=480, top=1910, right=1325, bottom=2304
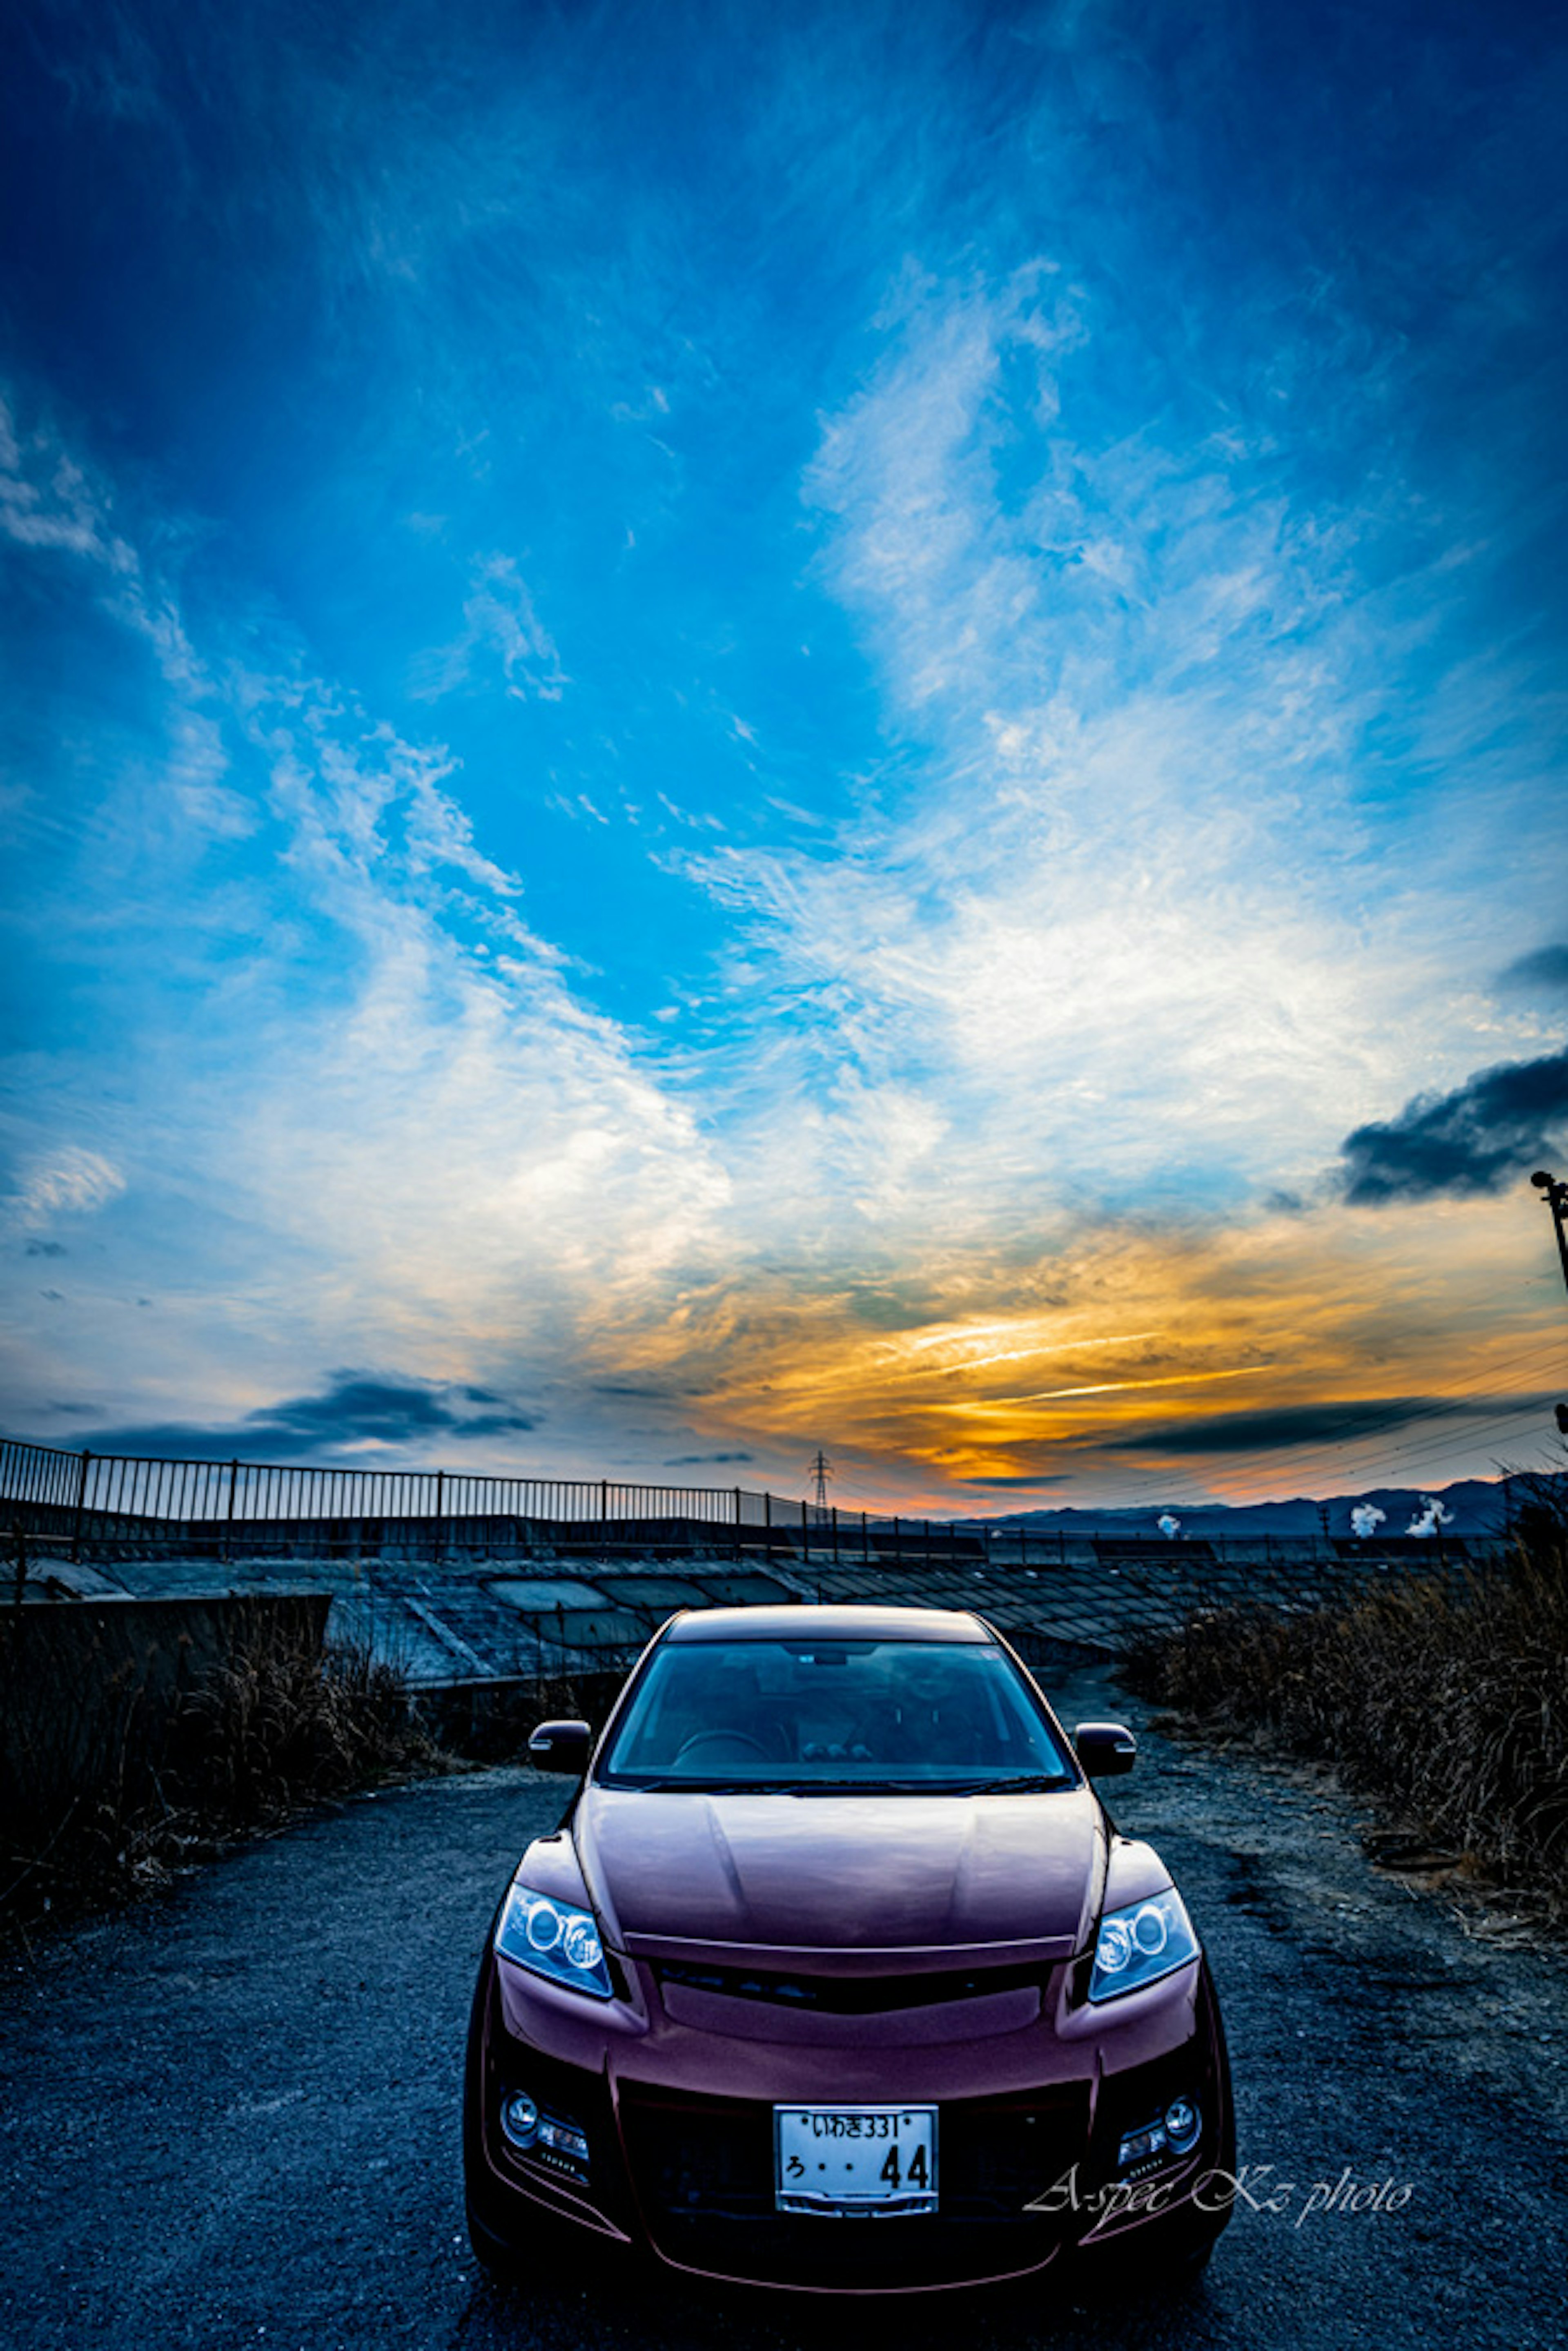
left=412, top=553, right=567, bottom=702
left=8, top=1147, right=126, bottom=1229
left=0, top=399, right=139, bottom=573
left=659, top=262, right=1555, bottom=1222
left=0, top=401, right=728, bottom=1442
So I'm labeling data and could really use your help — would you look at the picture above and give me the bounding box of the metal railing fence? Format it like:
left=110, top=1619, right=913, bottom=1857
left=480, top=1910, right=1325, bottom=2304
left=1, top=1437, right=1503, bottom=1573
left=0, top=1437, right=985, bottom=1565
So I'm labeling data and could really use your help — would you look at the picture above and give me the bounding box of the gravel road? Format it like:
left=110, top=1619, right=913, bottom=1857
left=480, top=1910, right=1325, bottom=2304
left=3, top=1662, right=1565, bottom=2351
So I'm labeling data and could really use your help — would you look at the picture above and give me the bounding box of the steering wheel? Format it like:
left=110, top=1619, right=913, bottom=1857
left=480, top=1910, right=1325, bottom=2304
left=673, top=1728, right=774, bottom=1764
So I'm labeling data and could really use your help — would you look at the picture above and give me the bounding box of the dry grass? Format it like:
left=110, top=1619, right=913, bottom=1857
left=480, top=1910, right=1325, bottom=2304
left=179, top=1631, right=430, bottom=1825
left=1, top=1620, right=435, bottom=1947
left=1123, top=1494, right=1568, bottom=1921
left=1, top=1622, right=634, bottom=1951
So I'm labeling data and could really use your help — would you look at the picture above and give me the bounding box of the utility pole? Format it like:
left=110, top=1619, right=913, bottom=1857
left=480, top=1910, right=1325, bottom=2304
left=1532, top=1171, right=1568, bottom=1301
left=1529, top=1172, right=1568, bottom=1437
left=809, top=1450, right=833, bottom=1511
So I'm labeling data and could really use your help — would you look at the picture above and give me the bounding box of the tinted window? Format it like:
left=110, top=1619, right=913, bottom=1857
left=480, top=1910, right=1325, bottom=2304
left=597, top=1638, right=1073, bottom=1790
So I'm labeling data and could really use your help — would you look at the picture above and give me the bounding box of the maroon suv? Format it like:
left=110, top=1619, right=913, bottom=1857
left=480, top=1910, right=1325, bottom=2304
left=463, top=1603, right=1233, bottom=2295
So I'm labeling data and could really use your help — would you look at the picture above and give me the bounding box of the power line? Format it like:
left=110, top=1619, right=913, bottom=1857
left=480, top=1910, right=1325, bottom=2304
left=947, top=1334, right=1568, bottom=1515
left=1198, top=1381, right=1562, bottom=1489
left=1174, top=1338, right=1568, bottom=1495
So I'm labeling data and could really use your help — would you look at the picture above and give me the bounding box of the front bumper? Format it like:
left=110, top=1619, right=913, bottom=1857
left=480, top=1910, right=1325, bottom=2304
left=464, top=1940, right=1234, bottom=2294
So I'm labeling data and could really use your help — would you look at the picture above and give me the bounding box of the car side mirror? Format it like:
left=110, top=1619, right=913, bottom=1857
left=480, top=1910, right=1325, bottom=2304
left=528, top=1719, right=593, bottom=1774
left=1074, top=1722, right=1137, bottom=1778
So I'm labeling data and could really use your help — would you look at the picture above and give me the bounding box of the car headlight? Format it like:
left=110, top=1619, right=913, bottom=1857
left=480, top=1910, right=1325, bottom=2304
left=495, top=1883, right=615, bottom=2001
left=1088, top=1886, right=1200, bottom=2003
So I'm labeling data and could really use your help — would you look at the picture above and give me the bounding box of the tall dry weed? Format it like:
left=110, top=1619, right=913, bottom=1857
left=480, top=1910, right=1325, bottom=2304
left=1124, top=1503, right=1568, bottom=1917
left=2, top=1620, right=432, bottom=1945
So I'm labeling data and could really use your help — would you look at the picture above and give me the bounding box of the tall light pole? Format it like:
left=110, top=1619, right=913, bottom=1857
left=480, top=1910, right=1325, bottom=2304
left=1530, top=1171, right=1568, bottom=1440
left=1531, top=1170, right=1568, bottom=1302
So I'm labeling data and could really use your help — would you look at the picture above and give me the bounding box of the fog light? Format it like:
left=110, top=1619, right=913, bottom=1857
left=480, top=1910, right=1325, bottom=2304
left=500, top=2093, right=540, bottom=2150
left=537, top=2115, right=590, bottom=2164
left=1118, top=2119, right=1167, bottom=2168
left=1165, top=2096, right=1201, bottom=2154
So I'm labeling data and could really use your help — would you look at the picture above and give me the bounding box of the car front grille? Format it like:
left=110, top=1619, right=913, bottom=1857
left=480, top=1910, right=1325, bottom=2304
left=616, top=2082, right=1090, bottom=2287
left=653, top=1957, right=1047, bottom=2014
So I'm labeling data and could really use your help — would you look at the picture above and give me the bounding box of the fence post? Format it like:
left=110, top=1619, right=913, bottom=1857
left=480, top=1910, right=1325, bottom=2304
left=435, top=1469, right=445, bottom=1562
left=734, top=1485, right=742, bottom=1562
left=801, top=1498, right=808, bottom=1561
left=765, top=1492, right=773, bottom=1560
left=862, top=1509, right=869, bottom=1563
left=70, top=1449, right=91, bottom=1562
left=600, top=1478, right=608, bottom=1556
left=224, top=1456, right=238, bottom=1563
left=831, top=1504, right=838, bottom=1563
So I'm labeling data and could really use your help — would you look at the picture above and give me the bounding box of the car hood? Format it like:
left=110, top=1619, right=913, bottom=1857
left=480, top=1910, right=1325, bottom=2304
left=575, top=1784, right=1106, bottom=1960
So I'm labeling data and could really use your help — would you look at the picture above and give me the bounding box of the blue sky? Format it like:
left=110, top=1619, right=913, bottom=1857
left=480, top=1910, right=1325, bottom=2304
left=3, top=0, right=1567, bottom=1509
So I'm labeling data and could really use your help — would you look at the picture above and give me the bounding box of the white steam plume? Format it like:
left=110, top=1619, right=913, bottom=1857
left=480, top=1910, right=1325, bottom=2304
left=1406, top=1497, right=1454, bottom=1538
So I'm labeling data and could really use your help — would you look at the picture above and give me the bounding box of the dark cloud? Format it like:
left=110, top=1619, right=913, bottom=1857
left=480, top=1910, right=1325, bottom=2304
left=969, top=1474, right=1073, bottom=1487
left=1497, top=944, right=1568, bottom=998
left=25, top=1240, right=67, bottom=1257
left=663, top=1452, right=755, bottom=1466
left=258, top=1376, right=517, bottom=1445
left=1105, top=1393, right=1561, bottom=1457
left=1339, top=1048, right=1568, bottom=1203
left=72, top=1370, right=539, bottom=1460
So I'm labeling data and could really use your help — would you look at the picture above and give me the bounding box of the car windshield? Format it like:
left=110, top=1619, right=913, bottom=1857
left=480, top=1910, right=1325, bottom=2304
left=595, top=1636, right=1076, bottom=1791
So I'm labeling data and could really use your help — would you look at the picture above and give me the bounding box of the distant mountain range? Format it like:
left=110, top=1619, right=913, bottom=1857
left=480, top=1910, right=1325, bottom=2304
left=976, top=1469, right=1568, bottom=1541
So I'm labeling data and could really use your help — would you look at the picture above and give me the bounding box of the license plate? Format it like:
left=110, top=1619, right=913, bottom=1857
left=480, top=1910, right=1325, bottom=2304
left=774, top=2104, right=938, bottom=2215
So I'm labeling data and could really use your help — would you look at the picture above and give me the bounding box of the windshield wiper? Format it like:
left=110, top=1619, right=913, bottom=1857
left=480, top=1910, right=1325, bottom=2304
left=711, top=1774, right=1073, bottom=1796
left=912, top=1774, right=1073, bottom=1795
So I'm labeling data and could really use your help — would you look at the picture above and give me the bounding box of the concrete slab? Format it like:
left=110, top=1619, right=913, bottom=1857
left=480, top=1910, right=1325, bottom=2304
left=485, top=1576, right=612, bottom=1612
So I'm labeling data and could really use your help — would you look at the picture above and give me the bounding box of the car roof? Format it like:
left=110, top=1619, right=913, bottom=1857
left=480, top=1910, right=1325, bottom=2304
left=662, top=1603, right=991, bottom=1644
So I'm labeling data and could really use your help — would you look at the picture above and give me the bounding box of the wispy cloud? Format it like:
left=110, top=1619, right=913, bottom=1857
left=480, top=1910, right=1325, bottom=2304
left=665, top=262, right=1532, bottom=1230
left=411, top=554, right=567, bottom=703
left=0, top=398, right=731, bottom=1457
left=5, top=1147, right=126, bottom=1231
